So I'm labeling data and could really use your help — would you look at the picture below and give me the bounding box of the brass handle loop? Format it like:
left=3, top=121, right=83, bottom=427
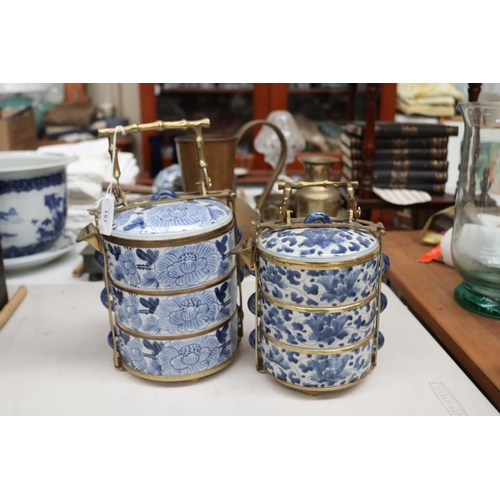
left=235, top=119, right=288, bottom=216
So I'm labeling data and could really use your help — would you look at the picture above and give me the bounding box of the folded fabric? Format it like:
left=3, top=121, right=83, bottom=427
left=372, top=187, right=432, bottom=205
left=397, top=83, right=464, bottom=104
left=397, top=83, right=464, bottom=117
left=37, top=139, right=140, bottom=204
left=396, top=99, right=456, bottom=117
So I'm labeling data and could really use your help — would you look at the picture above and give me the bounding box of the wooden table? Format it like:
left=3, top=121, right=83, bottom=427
left=383, top=230, right=500, bottom=410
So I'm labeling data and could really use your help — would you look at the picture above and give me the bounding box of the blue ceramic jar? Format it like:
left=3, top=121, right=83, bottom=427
left=97, top=190, right=243, bottom=381
left=246, top=211, right=389, bottom=396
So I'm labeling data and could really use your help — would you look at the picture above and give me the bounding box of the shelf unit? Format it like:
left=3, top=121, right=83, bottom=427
left=138, top=83, right=397, bottom=184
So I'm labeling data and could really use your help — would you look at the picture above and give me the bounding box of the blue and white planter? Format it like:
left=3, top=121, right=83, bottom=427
left=0, top=152, right=73, bottom=258
left=245, top=211, right=389, bottom=395
left=96, top=190, right=243, bottom=381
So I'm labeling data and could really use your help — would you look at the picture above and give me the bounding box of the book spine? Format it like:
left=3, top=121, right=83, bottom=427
left=373, top=182, right=446, bottom=195
left=341, top=133, right=449, bottom=149
left=343, top=157, right=449, bottom=171
left=341, top=165, right=449, bottom=182
left=342, top=146, right=448, bottom=161
left=373, top=170, right=448, bottom=183
left=340, top=164, right=356, bottom=181
left=344, top=123, right=459, bottom=138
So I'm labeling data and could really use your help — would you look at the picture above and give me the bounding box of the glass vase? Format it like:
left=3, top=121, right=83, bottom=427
left=452, top=102, right=500, bottom=318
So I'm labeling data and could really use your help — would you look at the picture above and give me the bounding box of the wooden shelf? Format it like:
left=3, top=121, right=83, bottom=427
left=288, top=87, right=365, bottom=95
left=139, top=83, right=398, bottom=178
left=160, top=87, right=253, bottom=94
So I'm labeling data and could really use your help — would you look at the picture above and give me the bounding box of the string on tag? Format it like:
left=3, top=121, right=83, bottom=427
left=96, top=126, right=126, bottom=235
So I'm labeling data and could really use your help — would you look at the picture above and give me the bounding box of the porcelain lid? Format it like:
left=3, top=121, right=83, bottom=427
left=110, top=197, right=233, bottom=240
left=257, top=226, right=379, bottom=263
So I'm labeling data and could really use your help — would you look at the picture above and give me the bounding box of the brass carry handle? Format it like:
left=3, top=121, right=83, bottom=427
left=278, top=180, right=360, bottom=224
left=98, top=118, right=211, bottom=204
left=235, top=119, right=288, bottom=215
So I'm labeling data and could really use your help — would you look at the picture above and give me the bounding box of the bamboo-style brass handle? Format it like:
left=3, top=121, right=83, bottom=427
left=98, top=118, right=211, bottom=203
left=278, top=180, right=360, bottom=224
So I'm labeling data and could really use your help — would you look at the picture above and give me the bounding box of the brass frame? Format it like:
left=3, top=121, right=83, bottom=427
left=258, top=246, right=380, bottom=271
left=109, top=264, right=237, bottom=297
left=261, top=327, right=375, bottom=355
left=121, top=350, right=239, bottom=382
left=269, top=368, right=373, bottom=397
left=79, top=118, right=244, bottom=381
left=115, top=306, right=239, bottom=341
left=103, top=220, right=234, bottom=248
left=260, top=287, right=377, bottom=313
left=247, top=180, right=386, bottom=388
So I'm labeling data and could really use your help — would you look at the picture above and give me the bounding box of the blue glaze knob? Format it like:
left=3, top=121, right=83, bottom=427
left=150, top=189, right=179, bottom=202
left=377, top=331, right=385, bottom=350
left=382, top=253, right=391, bottom=274
left=94, top=250, right=104, bottom=269
left=248, top=329, right=255, bottom=349
left=237, top=226, right=242, bottom=242
left=239, top=267, right=245, bottom=282
left=247, top=292, right=256, bottom=315
left=107, top=331, right=114, bottom=349
left=380, top=292, right=388, bottom=313
left=100, top=287, right=114, bottom=311
left=304, top=211, right=332, bottom=224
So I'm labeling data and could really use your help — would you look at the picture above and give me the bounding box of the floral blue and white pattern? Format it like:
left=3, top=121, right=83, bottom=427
left=111, top=198, right=232, bottom=238
left=258, top=329, right=374, bottom=388
left=104, top=229, right=235, bottom=291
left=259, top=294, right=378, bottom=349
left=258, top=226, right=379, bottom=262
left=258, top=256, right=380, bottom=308
left=111, top=269, right=237, bottom=335
left=244, top=218, right=391, bottom=392
left=114, top=312, right=239, bottom=377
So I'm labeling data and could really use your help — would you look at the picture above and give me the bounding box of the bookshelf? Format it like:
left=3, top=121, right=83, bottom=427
left=138, top=83, right=398, bottom=184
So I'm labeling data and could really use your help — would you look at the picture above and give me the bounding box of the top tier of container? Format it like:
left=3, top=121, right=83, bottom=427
left=108, top=196, right=234, bottom=243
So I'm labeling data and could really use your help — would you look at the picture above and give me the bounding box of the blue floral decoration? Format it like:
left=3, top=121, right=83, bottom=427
left=156, top=291, right=219, bottom=333
left=117, top=294, right=142, bottom=330
left=155, top=242, right=220, bottom=288
left=144, top=202, right=211, bottom=230
left=159, top=336, right=220, bottom=375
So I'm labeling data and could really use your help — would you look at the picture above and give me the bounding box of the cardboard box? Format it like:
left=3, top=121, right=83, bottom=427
left=0, top=107, right=38, bottom=151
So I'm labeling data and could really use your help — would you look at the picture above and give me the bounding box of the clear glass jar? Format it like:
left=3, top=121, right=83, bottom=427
left=452, top=102, right=500, bottom=318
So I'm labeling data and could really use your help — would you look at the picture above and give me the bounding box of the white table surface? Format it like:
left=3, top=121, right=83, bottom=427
left=1, top=243, right=498, bottom=416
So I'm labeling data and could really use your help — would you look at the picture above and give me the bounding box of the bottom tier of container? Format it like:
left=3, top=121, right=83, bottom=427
left=112, top=311, right=241, bottom=382
left=256, top=326, right=379, bottom=395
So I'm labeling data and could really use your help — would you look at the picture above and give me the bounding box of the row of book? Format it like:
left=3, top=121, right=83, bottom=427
left=339, top=122, right=459, bottom=195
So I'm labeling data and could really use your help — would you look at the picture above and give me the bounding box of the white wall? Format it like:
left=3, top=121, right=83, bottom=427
left=87, top=83, right=143, bottom=167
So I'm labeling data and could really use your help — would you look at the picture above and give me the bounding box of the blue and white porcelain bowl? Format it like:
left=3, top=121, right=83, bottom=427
left=97, top=190, right=243, bottom=381
left=246, top=211, right=389, bottom=395
left=0, top=151, right=73, bottom=258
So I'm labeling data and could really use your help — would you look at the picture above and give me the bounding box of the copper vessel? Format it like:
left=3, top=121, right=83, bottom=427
left=175, top=119, right=288, bottom=241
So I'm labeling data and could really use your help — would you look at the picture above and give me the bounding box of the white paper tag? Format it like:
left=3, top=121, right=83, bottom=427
left=99, top=193, right=115, bottom=236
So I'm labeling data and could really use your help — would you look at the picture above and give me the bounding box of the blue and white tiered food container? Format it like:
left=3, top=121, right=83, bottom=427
left=77, top=119, right=243, bottom=382
left=237, top=180, right=389, bottom=396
